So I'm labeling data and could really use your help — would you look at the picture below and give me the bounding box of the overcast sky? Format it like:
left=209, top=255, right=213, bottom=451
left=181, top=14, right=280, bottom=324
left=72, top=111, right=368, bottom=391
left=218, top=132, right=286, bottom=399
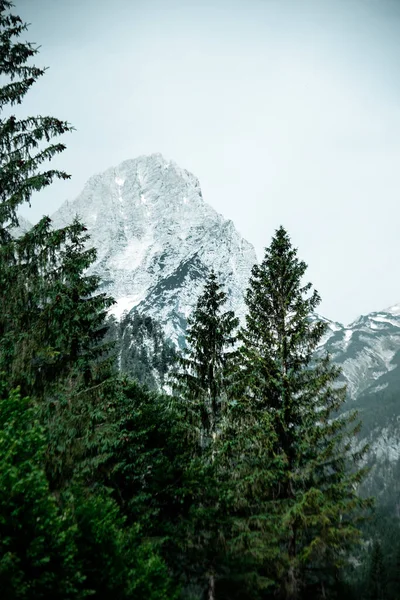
left=12, top=0, right=400, bottom=325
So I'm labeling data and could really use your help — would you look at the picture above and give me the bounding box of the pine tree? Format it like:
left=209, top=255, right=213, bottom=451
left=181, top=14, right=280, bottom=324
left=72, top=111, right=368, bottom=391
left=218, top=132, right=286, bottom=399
left=368, top=540, right=387, bottom=600
left=0, top=215, right=115, bottom=400
left=171, top=270, right=239, bottom=598
left=173, top=269, right=238, bottom=452
left=0, top=1, right=119, bottom=492
left=0, top=212, right=119, bottom=491
left=0, top=0, right=74, bottom=231
left=233, top=226, right=371, bottom=599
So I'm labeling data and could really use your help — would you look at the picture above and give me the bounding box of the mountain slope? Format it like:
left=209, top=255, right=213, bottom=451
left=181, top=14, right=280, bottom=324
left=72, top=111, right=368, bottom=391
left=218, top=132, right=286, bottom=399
left=50, top=153, right=257, bottom=347
left=316, top=305, right=400, bottom=400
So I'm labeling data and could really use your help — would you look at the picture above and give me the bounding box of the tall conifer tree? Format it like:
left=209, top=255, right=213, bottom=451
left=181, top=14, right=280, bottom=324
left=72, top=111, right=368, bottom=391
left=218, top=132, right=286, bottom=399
left=0, top=0, right=74, bottom=232
left=174, top=269, right=238, bottom=452
left=0, top=0, right=117, bottom=490
left=172, top=270, right=239, bottom=599
left=368, top=541, right=387, bottom=600
left=235, top=226, right=371, bottom=599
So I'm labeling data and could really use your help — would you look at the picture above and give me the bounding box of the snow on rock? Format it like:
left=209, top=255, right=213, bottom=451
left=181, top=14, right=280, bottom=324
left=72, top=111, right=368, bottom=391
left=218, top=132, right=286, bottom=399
left=370, top=427, right=400, bottom=463
left=384, top=303, right=400, bottom=316
left=50, top=153, right=257, bottom=347
left=316, top=307, right=400, bottom=399
left=108, top=295, right=145, bottom=321
left=343, top=329, right=353, bottom=346
left=9, top=215, right=33, bottom=237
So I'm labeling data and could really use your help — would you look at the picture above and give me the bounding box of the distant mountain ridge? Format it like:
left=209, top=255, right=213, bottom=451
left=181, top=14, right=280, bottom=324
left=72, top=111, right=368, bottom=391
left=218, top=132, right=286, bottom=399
left=314, top=305, right=400, bottom=400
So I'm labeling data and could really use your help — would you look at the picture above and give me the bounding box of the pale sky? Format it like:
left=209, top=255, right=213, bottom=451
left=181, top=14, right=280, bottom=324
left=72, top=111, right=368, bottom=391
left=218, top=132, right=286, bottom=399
left=11, top=0, right=400, bottom=325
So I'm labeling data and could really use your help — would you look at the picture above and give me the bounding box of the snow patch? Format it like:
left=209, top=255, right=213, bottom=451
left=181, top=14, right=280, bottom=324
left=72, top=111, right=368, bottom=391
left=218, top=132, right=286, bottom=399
left=108, top=295, right=143, bottom=320
left=111, top=232, right=154, bottom=271
left=371, top=315, right=400, bottom=328
left=370, top=382, right=389, bottom=393
left=372, top=428, right=400, bottom=463
left=342, top=329, right=353, bottom=350
left=115, top=177, right=125, bottom=186
left=384, top=303, right=400, bottom=316
left=344, top=329, right=352, bottom=342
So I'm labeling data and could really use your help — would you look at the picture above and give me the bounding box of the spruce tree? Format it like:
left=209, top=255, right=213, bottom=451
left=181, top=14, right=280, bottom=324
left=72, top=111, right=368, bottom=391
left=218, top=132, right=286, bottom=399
left=173, top=269, right=238, bottom=452
left=0, top=0, right=118, bottom=492
left=0, top=0, right=73, bottom=231
left=234, top=226, right=371, bottom=599
left=368, top=540, right=387, bottom=600
left=171, top=270, right=239, bottom=598
left=0, top=215, right=115, bottom=401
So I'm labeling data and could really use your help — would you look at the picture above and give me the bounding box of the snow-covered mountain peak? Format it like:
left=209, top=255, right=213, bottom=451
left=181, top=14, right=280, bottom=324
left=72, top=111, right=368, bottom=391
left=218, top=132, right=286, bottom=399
left=50, top=155, right=257, bottom=346
left=348, top=309, right=400, bottom=331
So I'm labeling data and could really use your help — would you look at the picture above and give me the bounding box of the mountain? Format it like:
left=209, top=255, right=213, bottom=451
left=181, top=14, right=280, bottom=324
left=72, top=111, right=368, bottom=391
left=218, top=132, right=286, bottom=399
left=316, top=305, right=400, bottom=400
left=105, top=311, right=177, bottom=391
left=49, top=153, right=400, bottom=413
left=10, top=215, right=33, bottom=237
left=50, top=153, right=257, bottom=348
left=313, top=305, right=400, bottom=507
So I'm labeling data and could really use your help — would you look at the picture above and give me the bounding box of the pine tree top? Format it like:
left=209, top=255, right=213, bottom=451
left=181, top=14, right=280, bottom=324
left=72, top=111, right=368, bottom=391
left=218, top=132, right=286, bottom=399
left=0, top=0, right=74, bottom=227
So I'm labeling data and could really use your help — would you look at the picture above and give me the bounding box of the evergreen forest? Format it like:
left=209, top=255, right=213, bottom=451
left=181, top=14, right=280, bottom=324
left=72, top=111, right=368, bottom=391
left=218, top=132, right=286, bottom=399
left=0, top=2, right=398, bottom=598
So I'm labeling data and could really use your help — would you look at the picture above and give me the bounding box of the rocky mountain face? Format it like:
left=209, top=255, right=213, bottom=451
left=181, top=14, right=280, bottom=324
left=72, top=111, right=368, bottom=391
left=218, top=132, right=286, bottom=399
left=105, top=311, right=177, bottom=391
left=313, top=307, right=400, bottom=506
left=315, top=305, right=400, bottom=401
left=50, top=153, right=257, bottom=349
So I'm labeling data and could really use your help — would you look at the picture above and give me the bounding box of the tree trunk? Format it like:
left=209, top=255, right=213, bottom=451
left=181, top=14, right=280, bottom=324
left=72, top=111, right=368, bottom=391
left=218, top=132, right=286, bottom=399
left=285, top=524, right=299, bottom=600
left=208, top=573, right=216, bottom=600
left=285, top=565, right=298, bottom=600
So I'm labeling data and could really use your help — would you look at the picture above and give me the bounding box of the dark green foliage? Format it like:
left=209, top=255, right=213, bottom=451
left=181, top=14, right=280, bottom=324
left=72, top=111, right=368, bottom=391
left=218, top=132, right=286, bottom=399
left=173, top=269, right=238, bottom=451
left=65, top=375, right=184, bottom=596
left=127, top=532, right=181, bottom=600
left=0, top=381, right=85, bottom=599
left=367, top=540, right=387, bottom=600
left=0, top=0, right=116, bottom=409
left=0, top=211, right=118, bottom=495
left=0, top=6, right=178, bottom=598
left=98, top=378, right=182, bottom=526
left=0, top=379, right=178, bottom=600
left=0, top=1, right=119, bottom=493
left=232, top=226, right=372, bottom=599
left=67, top=487, right=157, bottom=600
left=0, top=0, right=74, bottom=229
left=350, top=509, right=400, bottom=600
left=0, top=215, right=116, bottom=401
left=170, top=271, right=240, bottom=596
